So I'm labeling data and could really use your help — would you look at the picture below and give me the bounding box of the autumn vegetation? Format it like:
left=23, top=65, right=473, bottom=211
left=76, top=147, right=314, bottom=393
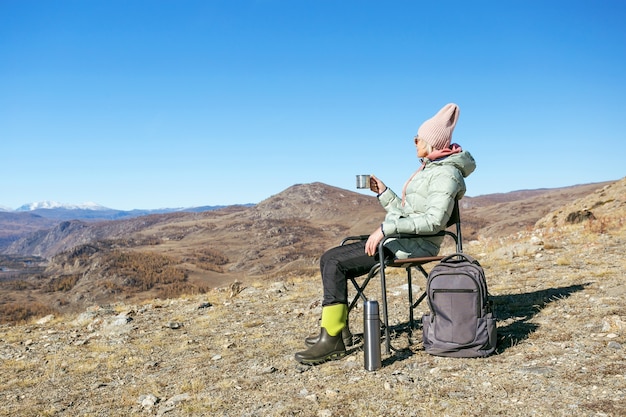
left=0, top=180, right=622, bottom=328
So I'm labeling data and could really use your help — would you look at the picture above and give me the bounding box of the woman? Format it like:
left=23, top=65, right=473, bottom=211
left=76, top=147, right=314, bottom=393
left=295, top=103, right=476, bottom=365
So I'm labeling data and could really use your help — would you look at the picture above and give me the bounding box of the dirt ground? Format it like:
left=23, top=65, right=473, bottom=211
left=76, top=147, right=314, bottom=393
left=0, top=221, right=624, bottom=416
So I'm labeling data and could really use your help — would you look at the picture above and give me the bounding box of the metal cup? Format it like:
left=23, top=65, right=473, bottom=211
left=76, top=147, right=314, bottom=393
left=356, top=174, right=371, bottom=189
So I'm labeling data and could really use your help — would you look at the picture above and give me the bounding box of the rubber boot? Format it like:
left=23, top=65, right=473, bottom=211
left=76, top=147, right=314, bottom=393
left=295, top=328, right=346, bottom=365
left=295, top=304, right=347, bottom=365
left=304, top=318, right=353, bottom=347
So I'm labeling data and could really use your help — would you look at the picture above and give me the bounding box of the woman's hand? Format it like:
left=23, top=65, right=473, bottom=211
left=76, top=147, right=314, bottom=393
left=365, top=227, right=385, bottom=256
left=369, top=175, right=387, bottom=195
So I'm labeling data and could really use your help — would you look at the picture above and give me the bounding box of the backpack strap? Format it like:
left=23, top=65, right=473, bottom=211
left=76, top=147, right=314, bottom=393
left=440, top=252, right=480, bottom=265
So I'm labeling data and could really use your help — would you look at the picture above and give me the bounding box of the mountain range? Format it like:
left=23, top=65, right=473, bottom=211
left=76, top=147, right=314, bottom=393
left=2, top=200, right=248, bottom=219
left=0, top=202, right=252, bottom=249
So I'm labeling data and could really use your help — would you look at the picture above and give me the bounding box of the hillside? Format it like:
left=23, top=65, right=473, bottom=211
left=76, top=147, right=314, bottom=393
left=460, top=181, right=615, bottom=238
left=0, top=179, right=622, bottom=321
left=0, top=178, right=624, bottom=416
left=0, top=212, right=57, bottom=249
left=0, top=204, right=249, bottom=251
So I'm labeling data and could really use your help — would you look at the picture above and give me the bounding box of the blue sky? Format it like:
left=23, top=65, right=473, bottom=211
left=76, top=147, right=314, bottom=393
left=1, top=0, right=625, bottom=210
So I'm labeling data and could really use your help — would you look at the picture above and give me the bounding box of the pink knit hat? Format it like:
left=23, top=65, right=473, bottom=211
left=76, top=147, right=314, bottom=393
left=417, top=103, right=460, bottom=150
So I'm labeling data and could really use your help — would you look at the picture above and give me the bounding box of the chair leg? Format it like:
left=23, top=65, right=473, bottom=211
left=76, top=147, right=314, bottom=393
left=347, top=278, right=362, bottom=313
left=379, top=263, right=391, bottom=355
left=347, top=265, right=380, bottom=314
left=347, top=261, right=392, bottom=355
left=407, top=266, right=414, bottom=331
left=412, top=264, right=430, bottom=310
left=412, top=292, right=427, bottom=310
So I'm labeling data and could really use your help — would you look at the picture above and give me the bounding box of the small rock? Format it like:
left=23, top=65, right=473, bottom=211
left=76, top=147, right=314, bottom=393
left=165, top=393, right=190, bottom=405
left=305, top=394, right=318, bottom=402
left=602, top=315, right=625, bottom=332
left=396, top=374, right=414, bottom=384
left=295, top=364, right=311, bottom=373
left=607, top=341, right=622, bottom=349
left=259, top=366, right=277, bottom=374
left=140, top=394, right=159, bottom=409
left=325, top=389, right=339, bottom=398
left=156, top=405, right=175, bottom=416
left=269, top=282, right=288, bottom=293
left=36, top=315, right=55, bottom=325
left=111, top=315, right=132, bottom=326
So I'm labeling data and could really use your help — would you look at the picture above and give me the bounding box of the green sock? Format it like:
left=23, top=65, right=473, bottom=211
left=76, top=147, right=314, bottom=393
left=321, top=304, right=347, bottom=336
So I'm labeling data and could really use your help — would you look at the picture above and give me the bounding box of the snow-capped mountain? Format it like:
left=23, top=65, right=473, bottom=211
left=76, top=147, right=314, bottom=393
left=15, top=201, right=110, bottom=212
left=1, top=200, right=245, bottom=223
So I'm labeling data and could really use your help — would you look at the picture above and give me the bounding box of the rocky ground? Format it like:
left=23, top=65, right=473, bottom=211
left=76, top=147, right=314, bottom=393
left=0, top=221, right=624, bottom=417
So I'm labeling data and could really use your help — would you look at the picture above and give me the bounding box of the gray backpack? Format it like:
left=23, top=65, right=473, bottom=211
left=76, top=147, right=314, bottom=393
left=422, top=253, right=497, bottom=357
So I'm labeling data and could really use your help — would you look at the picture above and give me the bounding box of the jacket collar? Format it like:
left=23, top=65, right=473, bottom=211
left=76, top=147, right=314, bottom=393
left=425, top=143, right=462, bottom=162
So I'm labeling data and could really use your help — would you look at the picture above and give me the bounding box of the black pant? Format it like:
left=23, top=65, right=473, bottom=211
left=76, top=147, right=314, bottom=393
left=319, top=240, right=392, bottom=306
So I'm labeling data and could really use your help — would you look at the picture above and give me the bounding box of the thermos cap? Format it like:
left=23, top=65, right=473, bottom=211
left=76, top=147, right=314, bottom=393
left=364, top=300, right=379, bottom=316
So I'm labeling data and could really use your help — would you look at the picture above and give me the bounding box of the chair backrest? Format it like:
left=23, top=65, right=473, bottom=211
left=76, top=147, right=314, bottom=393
left=446, top=199, right=463, bottom=253
left=447, top=199, right=460, bottom=228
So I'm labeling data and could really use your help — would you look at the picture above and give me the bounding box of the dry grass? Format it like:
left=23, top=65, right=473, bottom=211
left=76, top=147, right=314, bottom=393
left=0, top=213, right=624, bottom=417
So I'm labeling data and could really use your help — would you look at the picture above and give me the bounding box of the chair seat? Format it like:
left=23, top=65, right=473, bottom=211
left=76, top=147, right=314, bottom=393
left=388, top=256, right=444, bottom=267
left=343, top=199, right=463, bottom=355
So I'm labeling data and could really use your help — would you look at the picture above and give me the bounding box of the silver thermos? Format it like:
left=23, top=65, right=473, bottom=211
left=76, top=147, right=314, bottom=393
left=363, top=300, right=382, bottom=371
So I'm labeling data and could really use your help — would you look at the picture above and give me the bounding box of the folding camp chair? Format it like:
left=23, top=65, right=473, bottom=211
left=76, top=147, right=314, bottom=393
left=341, top=199, right=463, bottom=355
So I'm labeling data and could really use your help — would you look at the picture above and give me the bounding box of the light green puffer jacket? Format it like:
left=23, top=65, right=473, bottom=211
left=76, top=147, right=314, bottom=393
left=378, top=150, right=476, bottom=259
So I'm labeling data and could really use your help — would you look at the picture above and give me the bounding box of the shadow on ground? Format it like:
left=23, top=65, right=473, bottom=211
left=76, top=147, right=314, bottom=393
left=491, top=283, right=589, bottom=353
left=362, top=283, right=590, bottom=363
